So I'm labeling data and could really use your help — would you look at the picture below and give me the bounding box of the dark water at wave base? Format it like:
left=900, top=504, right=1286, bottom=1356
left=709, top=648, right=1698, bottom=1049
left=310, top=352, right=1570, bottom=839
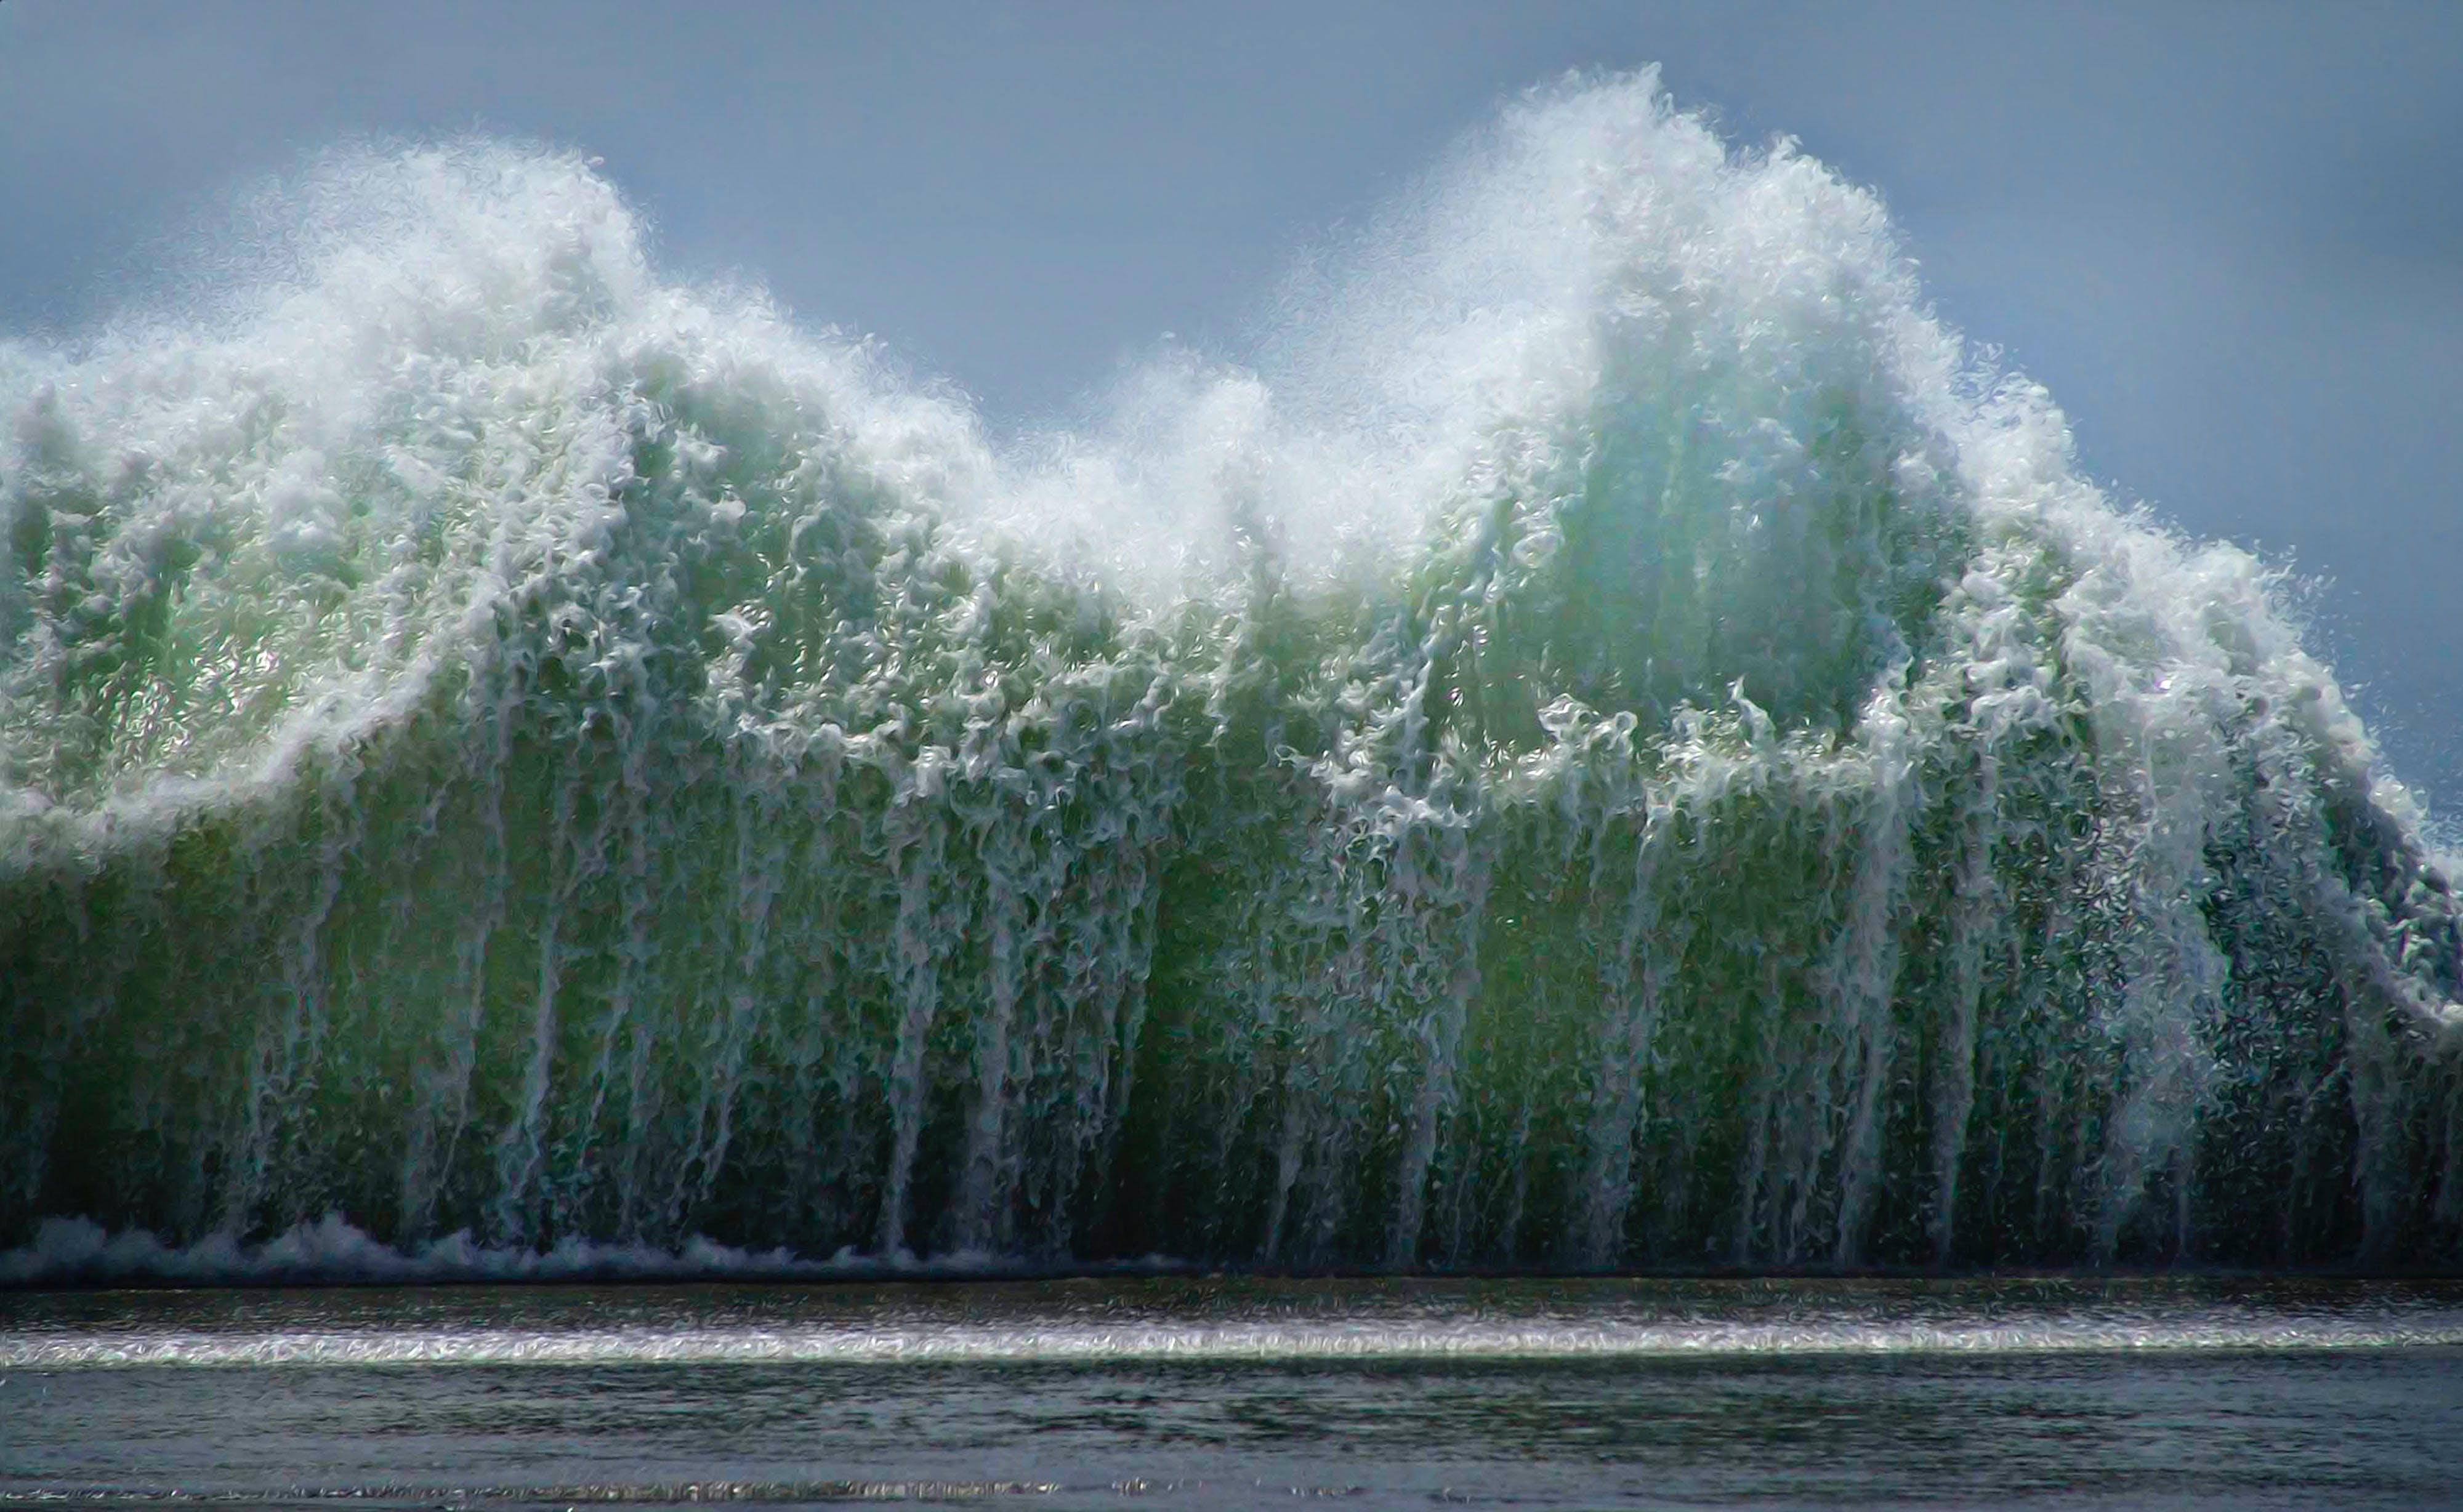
left=4, top=1277, right=2461, bottom=1510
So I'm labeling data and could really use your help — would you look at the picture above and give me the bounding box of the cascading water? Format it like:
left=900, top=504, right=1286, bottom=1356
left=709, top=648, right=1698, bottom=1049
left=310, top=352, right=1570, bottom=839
left=4, top=73, right=2458, bottom=1274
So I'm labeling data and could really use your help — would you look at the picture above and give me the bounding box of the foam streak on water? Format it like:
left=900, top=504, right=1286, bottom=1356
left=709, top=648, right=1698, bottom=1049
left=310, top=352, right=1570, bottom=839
left=6, top=1276, right=2461, bottom=1370
left=15, top=1313, right=2463, bottom=1372
left=2, top=71, right=2460, bottom=1273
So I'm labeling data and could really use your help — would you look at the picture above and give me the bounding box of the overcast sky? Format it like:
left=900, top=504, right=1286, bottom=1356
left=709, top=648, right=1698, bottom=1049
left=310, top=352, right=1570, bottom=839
left=3, top=1, right=2456, bottom=814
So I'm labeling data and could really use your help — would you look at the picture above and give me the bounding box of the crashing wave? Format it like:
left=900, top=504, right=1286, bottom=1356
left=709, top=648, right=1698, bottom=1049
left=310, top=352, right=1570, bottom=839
left=3, top=73, right=2457, bottom=1273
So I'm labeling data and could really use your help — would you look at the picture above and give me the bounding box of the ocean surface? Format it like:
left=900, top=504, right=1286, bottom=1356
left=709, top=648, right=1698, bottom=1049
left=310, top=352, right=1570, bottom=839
left=6, top=1277, right=2461, bottom=1510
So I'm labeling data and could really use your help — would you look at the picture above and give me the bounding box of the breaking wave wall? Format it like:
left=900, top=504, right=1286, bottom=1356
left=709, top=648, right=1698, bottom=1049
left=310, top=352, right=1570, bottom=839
left=5, top=74, right=2459, bottom=1273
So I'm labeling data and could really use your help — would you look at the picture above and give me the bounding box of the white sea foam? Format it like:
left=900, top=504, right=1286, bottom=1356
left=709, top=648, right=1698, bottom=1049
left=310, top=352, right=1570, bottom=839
left=0, top=1213, right=1164, bottom=1287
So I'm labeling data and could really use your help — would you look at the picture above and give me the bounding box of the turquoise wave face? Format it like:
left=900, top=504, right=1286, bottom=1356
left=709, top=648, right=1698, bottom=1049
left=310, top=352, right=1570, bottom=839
left=3, top=74, right=2457, bottom=1271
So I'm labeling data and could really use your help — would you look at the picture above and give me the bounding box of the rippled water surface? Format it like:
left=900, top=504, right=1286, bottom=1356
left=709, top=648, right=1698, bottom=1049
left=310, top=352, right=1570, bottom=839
left=4, top=1277, right=2460, bottom=1509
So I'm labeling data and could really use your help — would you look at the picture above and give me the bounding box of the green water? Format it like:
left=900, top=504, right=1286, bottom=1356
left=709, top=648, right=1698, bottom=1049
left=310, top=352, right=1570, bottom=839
left=6, top=75, right=2460, bottom=1275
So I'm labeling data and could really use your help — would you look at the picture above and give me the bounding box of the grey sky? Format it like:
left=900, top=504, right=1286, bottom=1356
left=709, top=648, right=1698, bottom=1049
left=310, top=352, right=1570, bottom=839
left=4, top=1, right=2456, bottom=814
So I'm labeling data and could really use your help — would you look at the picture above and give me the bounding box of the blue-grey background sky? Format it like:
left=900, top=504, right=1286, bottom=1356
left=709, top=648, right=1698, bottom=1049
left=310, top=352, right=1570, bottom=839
left=4, top=1, right=2456, bottom=816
